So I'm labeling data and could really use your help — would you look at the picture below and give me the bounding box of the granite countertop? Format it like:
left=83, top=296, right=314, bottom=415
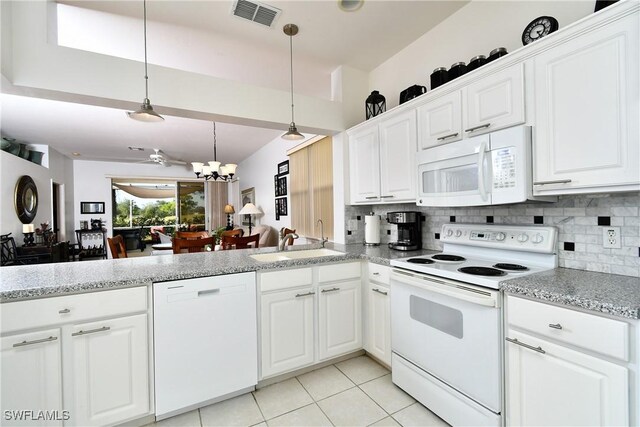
left=501, top=269, right=640, bottom=320
left=0, top=242, right=434, bottom=302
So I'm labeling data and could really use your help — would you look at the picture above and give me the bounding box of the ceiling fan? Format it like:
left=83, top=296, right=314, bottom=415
left=138, top=149, right=186, bottom=167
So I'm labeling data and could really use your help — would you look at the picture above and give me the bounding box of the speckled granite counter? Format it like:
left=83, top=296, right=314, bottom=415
left=0, top=243, right=434, bottom=302
left=502, top=268, right=640, bottom=320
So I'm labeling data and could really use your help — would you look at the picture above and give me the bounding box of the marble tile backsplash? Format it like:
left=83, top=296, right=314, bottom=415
left=345, top=192, right=640, bottom=277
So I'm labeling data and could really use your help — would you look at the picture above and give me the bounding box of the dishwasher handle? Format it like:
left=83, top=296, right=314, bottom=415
left=198, top=288, right=220, bottom=297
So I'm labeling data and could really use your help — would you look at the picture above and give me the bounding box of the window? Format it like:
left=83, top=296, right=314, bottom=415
left=289, top=136, right=333, bottom=240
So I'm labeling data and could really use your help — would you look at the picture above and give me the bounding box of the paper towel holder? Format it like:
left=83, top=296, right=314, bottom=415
left=364, top=211, right=381, bottom=246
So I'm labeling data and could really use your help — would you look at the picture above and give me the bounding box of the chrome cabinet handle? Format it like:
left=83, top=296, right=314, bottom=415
left=321, top=287, right=340, bottom=293
left=198, top=289, right=220, bottom=297
left=380, top=195, right=394, bottom=199
left=13, top=336, right=58, bottom=348
left=548, top=323, right=563, bottom=330
left=372, top=272, right=380, bottom=276
left=72, top=326, right=111, bottom=337
left=372, top=288, right=388, bottom=296
left=465, top=123, right=491, bottom=133
left=533, top=179, right=572, bottom=185
left=506, top=337, right=545, bottom=354
left=295, top=291, right=314, bottom=298
left=58, top=308, right=70, bottom=314
left=437, top=132, right=459, bottom=141
left=365, top=196, right=378, bottom=200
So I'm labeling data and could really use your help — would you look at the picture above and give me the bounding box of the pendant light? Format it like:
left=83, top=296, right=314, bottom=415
left=127, top=0, right=164, bottom=122
left=281, top=23, right=304, bottom=140
left=192, top=122, right=237, bottom=181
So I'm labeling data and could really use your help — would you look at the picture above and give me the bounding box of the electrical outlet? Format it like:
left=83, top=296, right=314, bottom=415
left=602, top=226, right=621, bottom=249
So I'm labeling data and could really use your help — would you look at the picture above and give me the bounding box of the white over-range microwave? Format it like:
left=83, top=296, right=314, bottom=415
left=416, top=126, right=555, bottom=207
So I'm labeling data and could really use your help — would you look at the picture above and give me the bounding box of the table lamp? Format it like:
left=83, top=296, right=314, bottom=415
left=224, top=204, right=235, bottom=230
left=238, top=203, right=262, bottom=235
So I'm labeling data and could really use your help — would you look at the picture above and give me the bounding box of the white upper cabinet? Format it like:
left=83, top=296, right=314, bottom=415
left=532, top=11, right=639, bottom=194
left=349, top=110, right=418, bottom=205
left=349, top=126, right=381, bottom=203
left=463, top=64, right=525, bottom=135
left=417, top=91, right=462, bottom=149
left=379, top=110, right=418, bottom=201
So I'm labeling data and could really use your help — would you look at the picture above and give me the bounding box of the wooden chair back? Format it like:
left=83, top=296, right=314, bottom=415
left=175, top=231, right=210, bottom=240
left=173, top=236, right=216, bottom=254
left=107, top=235, right=128, bottom=259
left=221, top=229, right=244, bottom=238
left=282, top=228, right=296, bottom=246
left=221, top=234, right=260, bottom=250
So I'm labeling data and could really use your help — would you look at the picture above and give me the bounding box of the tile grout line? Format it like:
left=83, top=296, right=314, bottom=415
left=197, top=407, right=203, bottom=427
left=294, top=376, right=336, bottom=426
left=250, top=389, right=268, bottom=425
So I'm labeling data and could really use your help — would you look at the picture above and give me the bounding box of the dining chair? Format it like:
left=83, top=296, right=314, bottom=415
left=220, top=234, right=260, bottom=250
left=107, top=235, right=128, bottom=259
left=221, top=229, right=244, bottom=238
left=282, top=228, right=297, bottom=246
left=175, top=231, right=210, bottom=239
left=173, top=236, right=216, bottom=254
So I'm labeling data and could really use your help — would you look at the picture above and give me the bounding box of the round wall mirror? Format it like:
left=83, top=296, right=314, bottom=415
left=14, top=175, right=38, bottom=224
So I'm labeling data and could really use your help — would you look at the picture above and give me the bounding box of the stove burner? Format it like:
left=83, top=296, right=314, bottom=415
left=432, top=254, right=466, bottom=262
left=458, top=266, right=507, bottom=276
left=406, top=258, right=435, bottom=264
left=493, top=263, right=529, bottom=271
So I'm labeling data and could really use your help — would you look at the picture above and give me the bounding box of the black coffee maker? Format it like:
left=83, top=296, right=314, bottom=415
left=387, top=211, right=422, bottom=251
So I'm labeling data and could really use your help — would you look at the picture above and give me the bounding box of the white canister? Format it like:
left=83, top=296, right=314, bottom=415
left=364, top=212, right=381, bottom=246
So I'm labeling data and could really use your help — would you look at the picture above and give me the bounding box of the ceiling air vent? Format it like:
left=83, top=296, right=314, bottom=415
left=231, top=0, right=281, bottom=28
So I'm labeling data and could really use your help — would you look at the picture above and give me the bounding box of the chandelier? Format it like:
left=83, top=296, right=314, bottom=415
left=191, top=122, right=237, bottom=181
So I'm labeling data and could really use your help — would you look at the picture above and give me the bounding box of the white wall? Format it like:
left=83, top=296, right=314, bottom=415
left=369, top=0, right=594, bottom=109
left=0, top=147, right=74, bottom=242
left=72, top=159, right=195, bottom=239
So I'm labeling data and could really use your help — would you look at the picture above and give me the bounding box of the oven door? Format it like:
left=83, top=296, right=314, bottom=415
left=390, top=269, right=502, bottom=413
left=416, top=135, right=491, bottom=207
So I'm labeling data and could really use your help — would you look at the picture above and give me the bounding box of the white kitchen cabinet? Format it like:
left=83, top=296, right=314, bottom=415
left=261, top=286, right=315, bottom=378
left=366, top=283, right=390, bottom=366
left=349, top=111, right=417, bottom=205
left=1, top=329, right=63, bottom=427
left=532, top=11, right=639, bottom=195
left=417, top=91, right=462, bottom=149
left=506, top=330, right=628, bottom=426
left=505, top=295, right=632, bottom=426
left=318, top=280, right=362, bottom=360
left=70, top=314, right=149, bottom=426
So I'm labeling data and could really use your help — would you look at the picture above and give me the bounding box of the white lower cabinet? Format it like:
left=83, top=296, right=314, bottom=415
left=365, top=282, right=390, bottom=365
left=70, top=314, right=149, bottom=426
left=318, top=280, right=362, bottom=360
left=1, top=329, right=63, bottom=426
left=505, top=296, right=631, bottom=426
left=261, top=287, right=315, bottom=378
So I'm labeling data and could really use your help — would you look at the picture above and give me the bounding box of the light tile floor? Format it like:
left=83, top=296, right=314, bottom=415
left=147, top=355, right=449, bottom=427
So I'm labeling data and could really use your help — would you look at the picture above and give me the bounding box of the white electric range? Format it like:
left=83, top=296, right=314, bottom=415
left=389, top=223, right=558, bottom=427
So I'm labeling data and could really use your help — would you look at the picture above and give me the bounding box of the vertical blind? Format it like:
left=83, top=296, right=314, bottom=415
left=289, top=136, right=333, bottom=240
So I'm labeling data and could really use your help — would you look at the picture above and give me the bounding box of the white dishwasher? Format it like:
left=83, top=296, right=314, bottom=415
left=153, top=272, right=257, bottom=419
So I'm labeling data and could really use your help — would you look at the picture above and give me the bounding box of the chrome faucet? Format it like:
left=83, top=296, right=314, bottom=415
left=278, top=228, right=299, bottom=251
left=317, top=219, right=328, bottom=247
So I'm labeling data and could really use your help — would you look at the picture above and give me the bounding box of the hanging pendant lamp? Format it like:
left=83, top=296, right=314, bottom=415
left=191, top=122, right=237, bottom=181
left=127, top=0, right=164, bottom=122
left=281, top=23, right=304, bottom=140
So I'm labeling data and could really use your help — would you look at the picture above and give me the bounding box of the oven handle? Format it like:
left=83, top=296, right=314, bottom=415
left=391, top=269, right=498, bottom=308
left=477, top=140, right=488, bottom=202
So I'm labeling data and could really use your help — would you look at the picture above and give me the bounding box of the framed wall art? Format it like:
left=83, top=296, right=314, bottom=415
left=277, top=160, right=289, bottom=176
left=274, top=175, right=287, bottom=197
left=80, top=201, right=105, bottom=214
left=276, top=197, right=288, bottom=217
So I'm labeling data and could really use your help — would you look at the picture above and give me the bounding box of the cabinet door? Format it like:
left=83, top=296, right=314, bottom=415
left=69, top=314, right=149, bottom=426
left=366, top=283, right=390, bottom=366
left=349, top=126, right=381, bottom=203
left=318, top=280, right=362, bottom=360
left=379, top=110, right=418, bottom=202
left=261, top=288, right=315, bottom=378
left=464, top=63, right=525, bottom=136
left=532, top=13, right=639, bottom=194
left=417, top=91, right=462, bottom=149
left=1, top=329, right=63, bottom=427
left=506, top=330, right=628, bottom=426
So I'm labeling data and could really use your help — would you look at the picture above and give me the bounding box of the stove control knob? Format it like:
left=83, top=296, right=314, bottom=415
left=517, top=233, right=529, bottom=243
left=446, top=229, right=454, bottom=237
left=455, top=230, right=463, bottom=237
left=532, top=233, right=544, bottom=244
left=495, top=232, right=506, bottom=241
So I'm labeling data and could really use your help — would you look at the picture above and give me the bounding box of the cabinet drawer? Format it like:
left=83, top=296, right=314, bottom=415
left=318, top=262, right=361, bottom=283
left=368, top=263, right=390, bottom=284
left=506, top=296, right=629, bottom=361
left=1, top=287, right=148, bottom=334
left=260, top=267, right=313, bottom=292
